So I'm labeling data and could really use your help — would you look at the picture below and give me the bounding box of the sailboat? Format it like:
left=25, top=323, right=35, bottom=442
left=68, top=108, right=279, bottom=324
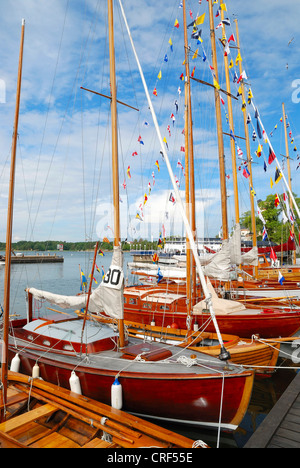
left=0, top=18, right=207, bottom=450
left=120, top=0, right=300, bottom=340
left=3, top=1, right=255, bottom=433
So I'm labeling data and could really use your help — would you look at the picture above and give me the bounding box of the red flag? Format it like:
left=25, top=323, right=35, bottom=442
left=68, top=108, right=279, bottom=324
left=270, top=248, right=277, bottom=262
left=243, top=167, right=250, bottom=178
left=274, top=194, right=280, bottom=207
left=268, top=147, right=276, bottom=164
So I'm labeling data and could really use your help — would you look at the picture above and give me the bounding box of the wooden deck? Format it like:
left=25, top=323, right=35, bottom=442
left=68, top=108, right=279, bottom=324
left=244, top=371, right=300, bottom=448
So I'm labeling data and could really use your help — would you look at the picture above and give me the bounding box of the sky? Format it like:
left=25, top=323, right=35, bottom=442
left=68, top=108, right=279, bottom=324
left=0, top=0, right=299, bottom=244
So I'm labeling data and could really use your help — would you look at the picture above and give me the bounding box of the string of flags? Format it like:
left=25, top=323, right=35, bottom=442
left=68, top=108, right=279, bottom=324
left=118, top=0, right=298, bottom=249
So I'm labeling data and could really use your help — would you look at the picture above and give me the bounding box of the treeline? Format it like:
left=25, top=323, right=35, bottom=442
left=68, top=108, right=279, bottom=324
left=0, top=239, right=160, bottom=252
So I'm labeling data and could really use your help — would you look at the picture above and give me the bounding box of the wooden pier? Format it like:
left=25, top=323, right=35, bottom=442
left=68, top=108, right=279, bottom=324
left=8, top=254, right=64, bottom=264
left=244, top=371, right=300, bottom=448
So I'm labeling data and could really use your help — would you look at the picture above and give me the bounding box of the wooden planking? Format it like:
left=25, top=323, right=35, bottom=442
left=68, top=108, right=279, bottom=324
left=245, top=372, right=300, bottom=448
left=0, top=404, right=56, bottom=434
left=30, top=432, right=80, bottom=448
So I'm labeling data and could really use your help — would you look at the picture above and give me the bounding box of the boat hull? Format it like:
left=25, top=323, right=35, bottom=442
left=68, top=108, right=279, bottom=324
left=124, top=306, right=300, bottom=339
left=7, top=346, right=254, bottom=432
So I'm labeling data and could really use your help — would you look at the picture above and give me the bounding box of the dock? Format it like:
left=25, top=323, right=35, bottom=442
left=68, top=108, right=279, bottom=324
left=8, top=254, right=64, bottom=264
left=244, top=371, right=300, bottom=448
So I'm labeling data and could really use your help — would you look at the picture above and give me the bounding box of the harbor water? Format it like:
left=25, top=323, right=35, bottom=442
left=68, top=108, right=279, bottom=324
left=0, top=250, right=299, bottom=448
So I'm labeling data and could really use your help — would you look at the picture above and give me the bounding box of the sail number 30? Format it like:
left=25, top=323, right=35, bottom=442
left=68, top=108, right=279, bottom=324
left=102, top=267, right=124, bottom=290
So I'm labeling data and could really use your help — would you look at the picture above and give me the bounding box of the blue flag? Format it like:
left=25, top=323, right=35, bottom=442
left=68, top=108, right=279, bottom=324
left=278, top=271, right=285, bottom=286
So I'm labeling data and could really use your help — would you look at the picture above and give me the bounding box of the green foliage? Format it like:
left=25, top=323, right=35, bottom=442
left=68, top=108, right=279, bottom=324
left=240, top=192, right=299, bottom=244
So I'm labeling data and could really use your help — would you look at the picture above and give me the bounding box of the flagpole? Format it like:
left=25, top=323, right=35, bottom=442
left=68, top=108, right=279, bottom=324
left=118, top=0, right=230, bottom=360
left=282, top=102, right=296, bottom=265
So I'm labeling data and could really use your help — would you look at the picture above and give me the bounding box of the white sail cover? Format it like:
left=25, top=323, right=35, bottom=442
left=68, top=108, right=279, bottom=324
left=241, top=246, right=258, bottom=266
left=203, top=240, right=231, bottom=281
left=28, top=246, right=124, bottom=320
left=193, top=278, right=246, bottom=315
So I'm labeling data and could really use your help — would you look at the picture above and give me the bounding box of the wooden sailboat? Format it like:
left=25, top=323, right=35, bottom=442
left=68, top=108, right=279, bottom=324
left=121, top=3, right=300, bottom=340
left=124, top=320, right=282, bottom=378
left=122, top=282, right=300, bottom=339
left=3, top=1, right=255, bottom=433
left=0, top=18, right=206, bottom=450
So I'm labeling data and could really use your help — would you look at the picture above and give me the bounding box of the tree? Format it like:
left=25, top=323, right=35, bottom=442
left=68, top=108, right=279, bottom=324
left=240, top=193, right=299, bottom=244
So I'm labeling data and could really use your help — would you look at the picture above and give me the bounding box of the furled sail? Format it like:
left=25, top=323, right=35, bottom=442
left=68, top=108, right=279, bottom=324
left=241, top=246, right=258, bottom=266
left=203, top=239, right=232, bottom=281
left=28, top=246, right=124, bottom=320
left=193, top=278, right=247, bottom=315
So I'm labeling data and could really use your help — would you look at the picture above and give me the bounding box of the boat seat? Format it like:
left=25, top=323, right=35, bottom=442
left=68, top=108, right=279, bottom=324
left=0, top=391, right=28, bottom=411
left=0, top=404, right=57, bottom=434
left=82, top=438, right=116, bottom=448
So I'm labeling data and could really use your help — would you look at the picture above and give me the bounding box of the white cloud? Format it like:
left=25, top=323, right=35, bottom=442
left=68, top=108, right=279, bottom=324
left=0, top=0, right=299, bottom=242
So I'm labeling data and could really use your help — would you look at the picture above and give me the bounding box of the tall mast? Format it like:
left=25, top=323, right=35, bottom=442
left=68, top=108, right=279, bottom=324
left=107, top=0, right=125, bottom=347
left=234, top=18, right=258, bottom=277
left=220, top=1, right=239, bottom=226
left=1, top=19, right=25, bottom=420
left=208, top=0, right=228, bottom=240
left=182, top=0, right=192, bottom=323
left=282, top=102, right=296, bottom=265
left=118, top=0, right=230, bottom=361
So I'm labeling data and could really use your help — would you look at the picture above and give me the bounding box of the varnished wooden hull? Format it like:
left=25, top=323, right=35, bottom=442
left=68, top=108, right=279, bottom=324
left=6, top=346, right=254, bottom=432
left=124, top=306, right=300, bottom=339
left=126, top=324, right=280, bottom=377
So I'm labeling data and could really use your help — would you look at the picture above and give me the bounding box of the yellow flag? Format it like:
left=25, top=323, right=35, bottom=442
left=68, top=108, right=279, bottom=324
left=235, top=53, right=242, bottom=65
left=192, top=48, right=199, bottom=60
left=158, top=70, right=162, bottom=80
left=194, top=13, right=206, bottom=25
left=229, top=59, right=233, bottom=68
left=220, top=3, right=227, bottom=11
left=270, top=177, right=274, bottom=188
left=213, top=79, right=220, bottom=90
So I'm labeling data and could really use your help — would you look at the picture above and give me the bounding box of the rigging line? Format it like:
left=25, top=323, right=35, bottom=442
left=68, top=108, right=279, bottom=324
left=26, top=0, right=70, bottom=239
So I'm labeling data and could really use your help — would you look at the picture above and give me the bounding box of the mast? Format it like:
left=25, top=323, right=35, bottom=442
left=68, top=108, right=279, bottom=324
left=282, top=102, right=296, bottom=265
left=208, top=0, right=228, bottom=240
left=1, top=19, right=25, bottom=420
left=234, top=18, right=258, bottom=277
left=107, top=0, right=125, bottom=347
left=182, top=0, right=192, bottom=324
left=220, top=2, right=240, bottom=226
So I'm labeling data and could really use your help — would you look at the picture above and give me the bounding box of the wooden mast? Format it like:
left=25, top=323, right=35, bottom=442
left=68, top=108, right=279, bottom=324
left=208, top=0, right=228, bottom=240
left=282, top=102, right=296, bottom=265
left=107, top=0, right=125, bottom=348
left=1, top=19, right=25, bottom=421
left=182, top=0, right=197, bottom=307
left=234, top=18, right=258, bottom=277
left=182, top=0, right=192, bottom=325
left=220, top=2, right=240, bottom=226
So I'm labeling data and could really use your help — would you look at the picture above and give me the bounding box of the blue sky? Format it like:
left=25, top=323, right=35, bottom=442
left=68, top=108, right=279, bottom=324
left=0, top=0, right=299, bottom=243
